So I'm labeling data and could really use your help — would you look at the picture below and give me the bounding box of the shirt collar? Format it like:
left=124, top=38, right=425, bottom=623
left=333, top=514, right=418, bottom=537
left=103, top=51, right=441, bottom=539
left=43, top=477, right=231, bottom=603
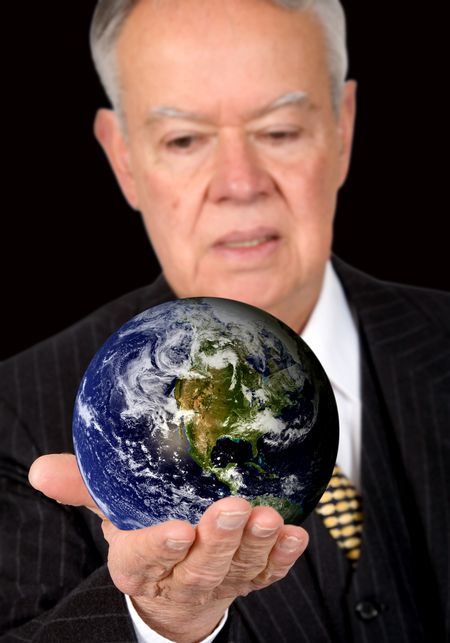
left=300, top=260, right=360, bottom=404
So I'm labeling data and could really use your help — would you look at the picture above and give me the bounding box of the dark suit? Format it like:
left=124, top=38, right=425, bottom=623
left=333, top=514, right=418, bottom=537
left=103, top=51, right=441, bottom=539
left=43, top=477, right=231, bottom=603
left=1, top=255, right=449, bottom=642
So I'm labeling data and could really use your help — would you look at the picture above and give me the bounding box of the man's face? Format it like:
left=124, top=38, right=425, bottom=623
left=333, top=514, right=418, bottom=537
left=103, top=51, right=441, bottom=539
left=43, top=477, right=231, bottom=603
left=96, top=0, right=356, bottom=331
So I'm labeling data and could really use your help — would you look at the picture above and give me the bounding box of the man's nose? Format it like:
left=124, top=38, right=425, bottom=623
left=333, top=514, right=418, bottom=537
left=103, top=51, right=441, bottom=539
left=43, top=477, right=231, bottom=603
left=207, top=132, right=275, bottom=204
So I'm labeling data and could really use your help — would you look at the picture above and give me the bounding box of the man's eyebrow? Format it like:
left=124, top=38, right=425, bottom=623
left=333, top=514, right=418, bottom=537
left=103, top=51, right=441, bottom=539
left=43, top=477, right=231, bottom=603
left=147, top=106, right=207, bottom=124
left=250, top=91, right=311, bottom=119
left=146, top=91, right=311, bottom=125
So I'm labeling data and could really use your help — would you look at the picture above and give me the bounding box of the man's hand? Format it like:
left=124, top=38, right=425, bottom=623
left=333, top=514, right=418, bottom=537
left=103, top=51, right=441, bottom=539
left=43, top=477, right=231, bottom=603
left=29, top=454, right=308, bottom=643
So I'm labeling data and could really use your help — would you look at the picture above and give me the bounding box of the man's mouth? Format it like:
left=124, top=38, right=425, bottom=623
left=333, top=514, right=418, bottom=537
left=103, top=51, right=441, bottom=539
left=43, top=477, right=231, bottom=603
left=214, top=226, right=280, bottom=246
left=221, top=235, right=277, bottom=248
left=213, top=227, right=281, bottom=262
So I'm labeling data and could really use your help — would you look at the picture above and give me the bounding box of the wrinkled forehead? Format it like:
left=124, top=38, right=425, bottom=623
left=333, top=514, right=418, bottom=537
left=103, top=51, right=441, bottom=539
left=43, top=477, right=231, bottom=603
left=117, top=0, right=325, bottom=67
left=116, top=1, right=330, bottom=122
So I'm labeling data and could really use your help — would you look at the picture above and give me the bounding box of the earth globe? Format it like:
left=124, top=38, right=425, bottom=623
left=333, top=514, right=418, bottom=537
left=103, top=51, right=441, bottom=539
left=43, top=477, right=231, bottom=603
left=72, top=297, right=339, bottom=530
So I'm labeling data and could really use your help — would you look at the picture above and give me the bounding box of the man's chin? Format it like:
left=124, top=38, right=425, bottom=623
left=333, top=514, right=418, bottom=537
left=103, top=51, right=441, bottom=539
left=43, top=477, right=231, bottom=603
left=200, top=281, right=286, bottom=315
left=166, top=265, right=292, bottom=312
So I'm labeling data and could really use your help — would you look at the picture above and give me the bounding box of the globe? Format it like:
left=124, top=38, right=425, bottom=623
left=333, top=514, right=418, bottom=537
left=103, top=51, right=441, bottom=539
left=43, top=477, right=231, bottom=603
left=72, top=297, right=339, bottom=530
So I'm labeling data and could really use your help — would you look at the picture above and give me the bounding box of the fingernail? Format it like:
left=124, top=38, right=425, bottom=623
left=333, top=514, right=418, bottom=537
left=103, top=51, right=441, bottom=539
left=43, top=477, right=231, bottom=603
left=278, top=535, right=303, bottom=552
left=217, top=510, right=249, bottom=530
left=166, top=539, right=193, bottom=551
left=251, top=523, right=279, bottom=538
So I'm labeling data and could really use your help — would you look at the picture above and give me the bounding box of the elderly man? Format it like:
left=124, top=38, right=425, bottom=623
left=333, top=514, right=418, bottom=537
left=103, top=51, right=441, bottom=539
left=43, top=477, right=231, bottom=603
left=1, top=1, right=448, bottom=642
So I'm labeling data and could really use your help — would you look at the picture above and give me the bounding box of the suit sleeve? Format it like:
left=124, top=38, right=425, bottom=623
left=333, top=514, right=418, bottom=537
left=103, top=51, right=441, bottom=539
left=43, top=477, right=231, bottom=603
left=0, top=399, right=247, bottom=642
left=0, top=398, right=138, bottom=641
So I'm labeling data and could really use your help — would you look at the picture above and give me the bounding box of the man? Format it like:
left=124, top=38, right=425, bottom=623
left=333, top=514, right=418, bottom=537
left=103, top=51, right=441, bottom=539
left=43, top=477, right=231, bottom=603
left=1, top=1, right=448, bottom=642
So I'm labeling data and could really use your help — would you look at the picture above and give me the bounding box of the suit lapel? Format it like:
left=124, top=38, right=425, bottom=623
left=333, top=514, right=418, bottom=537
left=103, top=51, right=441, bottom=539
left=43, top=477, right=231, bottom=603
left=331, top=254, right=449, bottom=504
left=332, top=254, right=449, bottom=639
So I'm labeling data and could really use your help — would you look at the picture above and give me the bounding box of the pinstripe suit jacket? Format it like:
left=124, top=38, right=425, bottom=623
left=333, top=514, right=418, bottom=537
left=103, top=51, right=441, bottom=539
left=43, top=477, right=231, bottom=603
left=1, top=255, right=449, bottom=642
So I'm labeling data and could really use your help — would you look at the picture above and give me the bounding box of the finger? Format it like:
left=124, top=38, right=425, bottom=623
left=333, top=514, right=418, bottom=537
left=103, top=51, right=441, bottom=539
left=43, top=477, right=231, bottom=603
left=103, top=519, right=196, bottom=596
left=170, top=496, right=252, bottom=599
left=224, top=505, right=284, bottom=583
left=28, top=454, right=103, bottom=516
left=250, top=524, right=309, bottom=590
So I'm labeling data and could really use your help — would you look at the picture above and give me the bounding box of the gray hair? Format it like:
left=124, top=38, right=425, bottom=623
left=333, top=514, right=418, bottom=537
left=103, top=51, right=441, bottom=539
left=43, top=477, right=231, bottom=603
left=90, top=0, right=348, bottom=131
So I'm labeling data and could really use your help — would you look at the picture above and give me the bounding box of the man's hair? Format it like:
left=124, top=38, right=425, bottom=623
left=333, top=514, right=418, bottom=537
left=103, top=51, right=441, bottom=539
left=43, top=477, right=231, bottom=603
left=90, top=0, right=348, bottom=131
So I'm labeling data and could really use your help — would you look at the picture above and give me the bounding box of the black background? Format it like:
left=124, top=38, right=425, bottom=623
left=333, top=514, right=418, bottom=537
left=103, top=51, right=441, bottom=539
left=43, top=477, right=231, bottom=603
left=2, top=2, right=447, bottom=359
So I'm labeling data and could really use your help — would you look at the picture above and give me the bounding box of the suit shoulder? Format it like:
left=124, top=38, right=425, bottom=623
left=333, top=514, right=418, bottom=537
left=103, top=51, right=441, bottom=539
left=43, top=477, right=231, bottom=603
left=0, top=274, right=176, bottom=434
left=373, top=279, right=450, bottom=337
left=332, top=255, right=450, bottom=337
left=394, top=281, right=449, bottom=322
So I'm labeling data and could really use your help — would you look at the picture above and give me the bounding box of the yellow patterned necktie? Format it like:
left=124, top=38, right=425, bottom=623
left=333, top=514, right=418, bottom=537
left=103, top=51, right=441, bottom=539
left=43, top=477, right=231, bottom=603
left=315, top=464, right=364, bottom=565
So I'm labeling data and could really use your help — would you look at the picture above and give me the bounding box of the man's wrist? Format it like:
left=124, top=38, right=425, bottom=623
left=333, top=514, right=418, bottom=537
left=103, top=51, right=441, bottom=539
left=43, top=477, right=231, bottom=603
left=125, top=593, right=229, bottom=643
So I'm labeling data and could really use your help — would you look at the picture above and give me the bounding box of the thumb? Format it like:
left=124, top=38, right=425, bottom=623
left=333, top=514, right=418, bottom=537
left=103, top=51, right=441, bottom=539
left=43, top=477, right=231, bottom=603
left=29, top=453, right=104, bottom=518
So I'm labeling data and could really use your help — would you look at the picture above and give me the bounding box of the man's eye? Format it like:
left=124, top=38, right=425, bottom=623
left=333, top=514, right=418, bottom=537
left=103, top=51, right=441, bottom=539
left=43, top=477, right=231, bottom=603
left=262, top=129, right=302, bottom=143
left=165, top=135, right=202, bottom=151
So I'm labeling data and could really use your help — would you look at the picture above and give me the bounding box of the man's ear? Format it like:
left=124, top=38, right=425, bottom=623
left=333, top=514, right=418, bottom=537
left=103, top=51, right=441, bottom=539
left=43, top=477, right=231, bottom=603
left=93, top=108, right=140, bottom=210
left=336, top=79, right=357, bottom=189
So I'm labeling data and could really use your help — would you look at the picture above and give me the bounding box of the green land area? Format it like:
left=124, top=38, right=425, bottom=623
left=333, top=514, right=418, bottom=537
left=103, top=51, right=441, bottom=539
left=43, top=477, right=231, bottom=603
left=173, top=344, right=303, bottom=523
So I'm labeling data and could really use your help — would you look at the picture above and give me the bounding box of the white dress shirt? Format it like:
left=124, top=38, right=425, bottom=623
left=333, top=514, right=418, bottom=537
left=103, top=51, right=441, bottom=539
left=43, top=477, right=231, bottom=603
left=126, top=258, right=362, bottom=642
left=125, top=595, right=229, bottom=643
left=301, top=259, right=362, bottom=489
